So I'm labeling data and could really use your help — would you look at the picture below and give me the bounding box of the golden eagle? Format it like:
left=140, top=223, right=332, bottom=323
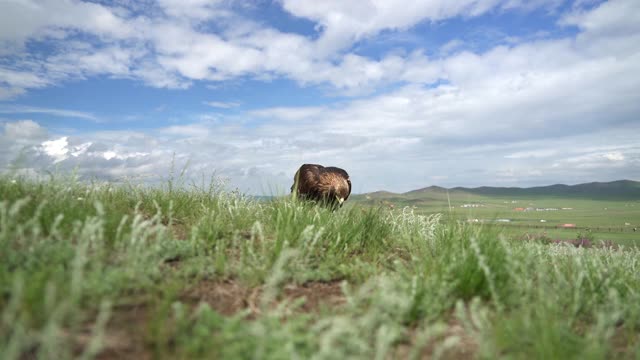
left=291, top=164, right=351, bottom=207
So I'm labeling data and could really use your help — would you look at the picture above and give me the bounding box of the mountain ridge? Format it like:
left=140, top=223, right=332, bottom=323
left=357, top=180, right=640, bottom=200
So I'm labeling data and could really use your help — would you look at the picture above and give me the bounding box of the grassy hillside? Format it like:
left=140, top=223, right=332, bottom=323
left=356, top=180, right=640, bottom=200
left=352, top=181, right=640, bottom=246
left=426, top=180, right=640, bottom=199
left=1, top=174, right=640, bottom=359
left=460, top=182, right=640, bottom=201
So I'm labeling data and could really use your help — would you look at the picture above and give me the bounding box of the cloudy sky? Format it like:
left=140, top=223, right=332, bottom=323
left=1, top=0, right=639, bottom=194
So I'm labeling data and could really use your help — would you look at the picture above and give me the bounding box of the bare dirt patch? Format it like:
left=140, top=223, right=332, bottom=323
left=609, top=325, right=640, bottom=359
left=68, top=302, right=151, bottom=360
left=393, top=319, right=478, bottom=360
left=95, top=303, right=150, bottom=360
left=440, top=319, right=478, bottom=359
left=281, top=280, right=346, bottom=313
left=168, top=221, right=190, bottom=241
left=181, top=278, right=252, bottom=316
left=180, top=278, right=346, bottom=316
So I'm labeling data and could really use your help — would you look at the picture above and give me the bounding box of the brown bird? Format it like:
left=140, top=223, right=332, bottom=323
left=291, top=164, right=351, bottom=207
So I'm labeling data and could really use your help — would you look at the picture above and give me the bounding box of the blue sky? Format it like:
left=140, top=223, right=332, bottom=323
left=1, top=0, right=639, bottom=194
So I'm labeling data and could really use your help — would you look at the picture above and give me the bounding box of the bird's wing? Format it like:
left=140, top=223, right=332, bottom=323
left=294, top=164, right=322, bottom=195
left=317, top=171, right=351, bottom=197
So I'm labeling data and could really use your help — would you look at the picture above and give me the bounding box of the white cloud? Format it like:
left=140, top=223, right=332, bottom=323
left=101, top=149, right=149, bottom=161
left=132, top=60, right=192, bottom=89
left=0, top=120, right=49, bottom=169
left=280, top=0, right=562, bottom=55
left=44, top=45, right=140, bottom=78
left=0, top=0, right=574, bottom=98
left=159, top=124, right=212, bottom=138
left=603, top=152, right=625, bottom=162
left=439, top=39, right=466, bottom=55
left=102, top=151, right=118, bottom=160
left=0, top=67, right=51, bottom=89
left=561, top=0, right=640, bottom=36
left=153, top=25, right=266, bottom=80
left=40, top=136, right=70, bottom=163
left=3, top=119, right=47, bottom=139
left=260, top=33, right=639, bottom=142
left=0, top=0, right=134, bottom=46
left=0, top=67, right=53, bottom=99
left=204, top=101, right=240, bottom=109
left=250, top=106, right=326, bottom=121
left=0, top=105, right=100, bottom=122
left=505, top=149, right=559, bottom=159
left=0, top=87, right=27, bottom=99
left=157, top=0, right=231, bottom=20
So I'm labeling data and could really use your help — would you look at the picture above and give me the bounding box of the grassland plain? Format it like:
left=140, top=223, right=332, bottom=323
left=352, top=187, right=640, bottom=246
left=1, top=174, right=640, bottom=359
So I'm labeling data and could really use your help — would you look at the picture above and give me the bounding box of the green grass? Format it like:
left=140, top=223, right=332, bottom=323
left=353, top=191, right=640, bottom=246
left=1, top=174, right=640, bottom=359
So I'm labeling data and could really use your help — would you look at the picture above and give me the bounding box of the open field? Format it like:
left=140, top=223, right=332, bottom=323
left=1, top=175, right=640, bottom=359
left=352, top=187, right=640, bottom=246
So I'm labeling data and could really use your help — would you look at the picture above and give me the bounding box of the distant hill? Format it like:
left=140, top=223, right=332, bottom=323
left=367, top=190, right=399, bottom=198
left=403, top=185, right=449, bottom=195
left=355, top=180, right=640, bottom=201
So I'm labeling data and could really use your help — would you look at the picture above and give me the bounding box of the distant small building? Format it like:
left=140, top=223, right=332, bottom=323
left=540, top=219, right=547, bottom=223
left=561, top=223, right=577, bottom=228
left=461, top=203, right=484, bottom=208
left=514, top=207, right=525, bottom=211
